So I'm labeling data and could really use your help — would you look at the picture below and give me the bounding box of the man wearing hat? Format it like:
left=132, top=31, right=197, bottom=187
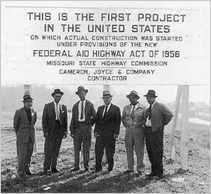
left=13, top=94, right=37, bottom=177
left=70, top=86, right=96, bottom=172
left=122, top=90, right=146, bottom=175
left=42, top=89, right=68, bottom=174
left=94, top=91, right=121, bottom=173
left=143, top=90, right=173, bottom=179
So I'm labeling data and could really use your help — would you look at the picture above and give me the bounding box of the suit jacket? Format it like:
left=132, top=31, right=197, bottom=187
left=13, top=107, right=37, bottom=143
left=144, top=101, right=173, bottom=132
left=70, top=100, right=96, bottom=135
left=122, top=103, right=146, bottom=129
left=42, top=102, right=68, bottom=138
left=94, top=104, right=121, bottom=137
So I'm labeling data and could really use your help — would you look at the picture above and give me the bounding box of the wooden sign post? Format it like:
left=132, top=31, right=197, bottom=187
left=170, top=86, right=182, bottom=160
left=103, top=84, right=110, bottom=92
left=180, top=85, right=189, bottom=170
left=170, top=85, right=189, bottom=170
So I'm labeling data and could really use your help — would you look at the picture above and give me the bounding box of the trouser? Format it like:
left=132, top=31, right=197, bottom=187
left=44, top=121, right=62, bottom=171
left=73, top=122, right=91, bottom=169
left=95, top=135, right=116, bottom=171
left=144, top=127, right=164, bottom=175
left=125, top=127, right=145, bottom=172
left=17, top=137, right=34, bottom=176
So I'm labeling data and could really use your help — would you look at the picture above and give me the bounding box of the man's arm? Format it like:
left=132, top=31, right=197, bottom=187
left=91, top=104, right=96, bottom=126
left=114, top=106, right=121, bottom=137
left=140, top=106, right=147, bottom=126
left=42, top=104, right=49, bottom=137
left=69, top=105, right=76, bottom=138
left=32, top=109, right=37, bottom=124
left=162, top=104, right=173, bottom=125
left=94, top=108, right=100, bottom=138
left=13, top=110, right=20, bottom=134
left=63, top=105, right=68, bottom=133
left=63, top=105, right=68, bottom=139
left=121, top=106, right=129, bottom=128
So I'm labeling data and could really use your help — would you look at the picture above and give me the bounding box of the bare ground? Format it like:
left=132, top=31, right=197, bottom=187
left=1, top=117, right=210, bottom=193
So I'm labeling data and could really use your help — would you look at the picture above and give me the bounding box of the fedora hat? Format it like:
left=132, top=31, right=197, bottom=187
left=51, top=89, right=64, bottom=97
left=127, top=90, right=140, bottom=99
left=102, top=91, right=113, bottom=98
left=144, top=90, right=158, bottom=98
left=22, top=94, right=33, bottom=102
left=75, top=86, right=88, bottom=95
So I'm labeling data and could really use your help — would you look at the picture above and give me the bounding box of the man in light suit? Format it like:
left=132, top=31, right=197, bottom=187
left=143, top=90, right=173, bottom=179
left=42, top=89, right=68, bottom=174
left=70, top=86, right=96, bottom=172
left=94, top=91, right=121, bottom=173
left=13, top=94, right=37, bottom=177
left=122, top=90, right=146, bottom=175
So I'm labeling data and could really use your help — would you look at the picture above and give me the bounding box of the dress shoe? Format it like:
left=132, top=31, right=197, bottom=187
left=123, top=170, right=134, bottom=174
left=18, top=174, right=24, bottom=178
left=108, top=170, right=115, bottom=175
left=154, top=174, right=163, bottom=179
left=108, top=168, right=113, bottom=173
left=133, top=171, right=144, bottom=177
left=95, top=169, right=102, bottom=173
left=84, top=168, right=89, bottom=172
left=51, top=168, right=60, bottom=173
left=145, top=172, right=162, bottom=180
left=137, top=171, right=144, bottom=175
left=26, top=171, right=33, bottom=175
left=40, top=170, right=48, bottom=175
left=145, top=173, right=153, bottom=179
left=145, top=172, right=155, bottom=177
left=148, top=175, right=161, bottom=180
left=70, top=168, right=80, bottom=172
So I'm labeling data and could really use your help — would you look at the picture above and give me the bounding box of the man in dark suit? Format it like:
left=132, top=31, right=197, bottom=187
left=94, top=91, right=121, bottom=173
left=70, top=86, right=96, bottom=172
left=143, top=90, right=173, bottom=179
left=42, top=89, right=68, bottom=174
left=13, top=94, right=37, bottom=177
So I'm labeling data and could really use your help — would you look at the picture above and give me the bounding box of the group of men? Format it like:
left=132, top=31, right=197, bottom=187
left=13, top=86, right=173, bottom=180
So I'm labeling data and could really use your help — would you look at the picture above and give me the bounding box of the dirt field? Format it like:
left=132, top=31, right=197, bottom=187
left=1, top=112, right=210, bottom=193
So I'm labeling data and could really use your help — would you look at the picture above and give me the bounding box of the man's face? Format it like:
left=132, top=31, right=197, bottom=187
left=129, top=95, right=138, bottom=106
left=24, top=100, right=33, bottom=109
left=78, top=91, right=86, bottom=101
left=147, top=96, right=155, bottom=105
left=53, top=93, right=62, bottom=104
left=103, top=96, right=112, bottom=105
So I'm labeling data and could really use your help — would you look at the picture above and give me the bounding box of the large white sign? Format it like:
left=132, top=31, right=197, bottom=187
left=1, top=1, right=210, bottom=85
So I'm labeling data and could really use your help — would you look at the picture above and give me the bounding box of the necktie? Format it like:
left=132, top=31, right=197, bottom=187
left=56, top=104, right=60, bottom=120
left=25, top=108, right=32, bottom=124
left=131, top=105, right=135, bottom=119
left=103, top=105, right=108, bottom=119
left=148, top=105, right=152, bottom=120
left=80, top=100, right=84, bottom=120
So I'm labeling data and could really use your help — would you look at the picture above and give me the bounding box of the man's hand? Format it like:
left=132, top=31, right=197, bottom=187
left=114, top=134, right=118, bottom=139
left=70, top=133, right=74, bottom=138
left=44, top=132, right=49, bottom=138
left=94, top=132, right=98, bottom=138
left=63, top=133, right=67, bottom=139
left=124, top=119, right=131, bottom=128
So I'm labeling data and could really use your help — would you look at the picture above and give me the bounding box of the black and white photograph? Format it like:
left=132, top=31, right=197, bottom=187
left=1, top=1, right=210, bottom=193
